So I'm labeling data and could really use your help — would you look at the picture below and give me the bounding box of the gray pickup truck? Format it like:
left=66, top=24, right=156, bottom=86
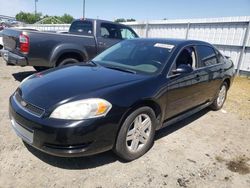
left=0, top=19, right=138, bottom=71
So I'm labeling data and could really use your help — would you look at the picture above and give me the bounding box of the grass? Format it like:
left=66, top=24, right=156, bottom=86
left=224, top=77, right=250, bottom=120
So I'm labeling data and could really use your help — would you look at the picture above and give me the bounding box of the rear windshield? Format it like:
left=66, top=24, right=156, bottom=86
left=69, top=20, right=93, bottom=35
left=93, top=40, right=174, bottom=75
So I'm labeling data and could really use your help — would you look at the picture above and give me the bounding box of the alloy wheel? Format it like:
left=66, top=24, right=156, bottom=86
left=217, top=85, right=227, bottom=107
left=126, top=114, right=152, bottom=152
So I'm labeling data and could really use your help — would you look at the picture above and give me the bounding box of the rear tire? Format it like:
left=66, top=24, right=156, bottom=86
left=57, top=58, right=79, bottom=67
left=114, top=107, right=156, bottom=161
left=33, top=66, right=49, bottom=72
left=210, top=82, right=228, bottom=111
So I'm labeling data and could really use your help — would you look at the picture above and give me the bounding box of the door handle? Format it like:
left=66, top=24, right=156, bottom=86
left=195, top=74, right=200, bottom=81
left=98, top=41, right=106, bottom=46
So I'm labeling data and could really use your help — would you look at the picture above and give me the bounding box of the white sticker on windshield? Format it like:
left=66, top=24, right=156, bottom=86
left=154, top=43, right=175, bottom=51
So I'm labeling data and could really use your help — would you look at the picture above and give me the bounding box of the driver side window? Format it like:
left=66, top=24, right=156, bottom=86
left=169, top=46, right=197, bottom=76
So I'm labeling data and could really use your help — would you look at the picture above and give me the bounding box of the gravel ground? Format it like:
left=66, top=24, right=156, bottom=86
left=0, top=58, right=249, bottom=188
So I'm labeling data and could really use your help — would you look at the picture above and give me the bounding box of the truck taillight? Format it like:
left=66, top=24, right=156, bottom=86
left=19, top=34, right=29, bottom=54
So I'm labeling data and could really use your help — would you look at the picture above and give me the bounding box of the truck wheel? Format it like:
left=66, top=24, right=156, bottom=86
left=33, top=66, right=49, bottom=72
left=114, top=106, right=156, bottom=161
left=57, top=58, right=79, bottom=67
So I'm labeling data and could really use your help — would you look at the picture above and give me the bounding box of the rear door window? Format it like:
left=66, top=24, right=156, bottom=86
left=69, top=20, right=93, bottom=35
left=119, top=27, right=137, bottom=39
left=196, top=45, right=218, bottom=67
left=100, top=23, right=121, bottom=39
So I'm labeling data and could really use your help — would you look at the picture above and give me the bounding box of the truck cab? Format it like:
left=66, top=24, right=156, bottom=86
left=0, top=18, right=138, bottom=71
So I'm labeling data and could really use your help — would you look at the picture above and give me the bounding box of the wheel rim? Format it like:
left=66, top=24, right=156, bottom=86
left=126, top=114, right=152, bottom=152
left=217, top=85, right=226, bottom=107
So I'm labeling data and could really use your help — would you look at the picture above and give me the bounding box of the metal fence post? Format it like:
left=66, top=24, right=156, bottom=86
left=236, top=20, right=250, bottom=75
left=145, top=21, right=149, bottom=38
left=185, top=22, right=190, bottom=39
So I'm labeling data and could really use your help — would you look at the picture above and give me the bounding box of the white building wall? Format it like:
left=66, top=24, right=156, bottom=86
left=125, top=16, right=250, bottom=73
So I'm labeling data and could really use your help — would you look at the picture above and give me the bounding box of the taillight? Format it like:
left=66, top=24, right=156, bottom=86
left=19, top=33, right=29, bottom=54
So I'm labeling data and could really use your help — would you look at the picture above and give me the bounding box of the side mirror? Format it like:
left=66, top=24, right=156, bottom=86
left=172, top=64, right=193, bottom=75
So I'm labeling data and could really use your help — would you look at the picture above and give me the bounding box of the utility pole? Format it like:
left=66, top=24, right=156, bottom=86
left=35, top=0, right=38, bottom=16
left=83, top=0, right=86, bottom=18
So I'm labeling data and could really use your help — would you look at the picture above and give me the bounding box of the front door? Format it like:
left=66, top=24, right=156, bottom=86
left=165, top=46, right=205, bottom=119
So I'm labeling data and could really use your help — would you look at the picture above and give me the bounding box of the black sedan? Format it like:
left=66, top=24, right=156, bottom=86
left=9, top=38, right=235, bottom=161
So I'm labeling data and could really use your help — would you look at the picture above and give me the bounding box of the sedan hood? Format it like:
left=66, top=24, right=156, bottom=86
left=19, top=64, right=146, bottom=110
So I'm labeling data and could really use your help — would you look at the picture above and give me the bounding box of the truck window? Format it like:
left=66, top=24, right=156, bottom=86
left=119, top=27, right=137, bottom=39
left=69, top=20, right=93, bottom=35
left=101, top=23, right=121, bottom=39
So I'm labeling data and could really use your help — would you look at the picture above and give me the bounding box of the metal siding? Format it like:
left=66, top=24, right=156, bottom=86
left=148, top=24, right=186, bottom=39
left=125, top=16, right=250, bottom=74
left=216, top=46, right=241, bottom=68
left=241, top=49, right=250, bottom=71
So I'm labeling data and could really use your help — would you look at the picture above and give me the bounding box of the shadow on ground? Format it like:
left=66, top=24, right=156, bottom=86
left=155, top=108, right=210, bottom=140
left=24, top=108, right=210, bottom=169
left=24, top=142, right=118, bottom=169
left=12, top=71, right=36, bottom=82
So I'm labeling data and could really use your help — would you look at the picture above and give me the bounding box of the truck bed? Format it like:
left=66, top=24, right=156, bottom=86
left=2, top=28, right=96, bottom=67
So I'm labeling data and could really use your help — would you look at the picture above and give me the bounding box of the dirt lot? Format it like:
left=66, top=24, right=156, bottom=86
left=0, top=58, right=249, bottom=188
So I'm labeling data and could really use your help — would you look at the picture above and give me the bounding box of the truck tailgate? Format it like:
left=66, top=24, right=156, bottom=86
left=2, top=28, right=21, bottom=53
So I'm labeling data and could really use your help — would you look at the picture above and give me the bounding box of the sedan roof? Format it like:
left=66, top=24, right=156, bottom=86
left=128, top=38, right=212, bottom=47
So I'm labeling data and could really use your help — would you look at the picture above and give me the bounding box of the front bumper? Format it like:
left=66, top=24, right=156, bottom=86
left=0, top=49, right=27, bottom=66
left=9, top=96, right=121, bottom=157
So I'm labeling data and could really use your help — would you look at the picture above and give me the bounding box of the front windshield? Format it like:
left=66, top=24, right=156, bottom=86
left=93, top=40, right=174, bottom=75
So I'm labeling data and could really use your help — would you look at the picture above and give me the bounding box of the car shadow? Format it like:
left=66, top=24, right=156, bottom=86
left=155, top=108, right=210, bottom=140
left=24, top=108, right=210, bottom=169
left=12, top=71, right=36, bottom=82
left=23, top=142, right=118, bottom=169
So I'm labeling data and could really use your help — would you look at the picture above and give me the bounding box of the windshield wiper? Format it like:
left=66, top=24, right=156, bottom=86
left=104, top=65, right=136, bottom=74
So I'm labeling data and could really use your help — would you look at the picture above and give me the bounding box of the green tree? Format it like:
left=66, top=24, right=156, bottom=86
left=59, top=14, right=74, bottom=24
left=114, top=18, right=126, bottom=23
left=114, top=18, right=136, bottom=23
left=16, top=11, right=42, bottom=24
left=126, top=18, right=136, bottom=22
left=15, top=12, right=74, bottom=24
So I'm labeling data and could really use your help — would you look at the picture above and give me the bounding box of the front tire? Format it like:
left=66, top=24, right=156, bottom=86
left=210, top=82, right=228, bottom=111
left=114, top=107, right=156, bottom=161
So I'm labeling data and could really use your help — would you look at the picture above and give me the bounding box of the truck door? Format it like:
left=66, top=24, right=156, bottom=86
left=96, top=23, right=138, bottom=54
left=96, top=22, right=121, bottom=54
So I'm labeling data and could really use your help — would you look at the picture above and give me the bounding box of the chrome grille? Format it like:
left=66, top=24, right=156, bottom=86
left=14, top=92, right=45, bottom=117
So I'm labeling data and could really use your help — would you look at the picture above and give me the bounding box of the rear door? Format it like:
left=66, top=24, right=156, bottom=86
left=96, top=22, right=138, bottom=54
left=195, top=45, right=222, bottom=102
left=96, top=22, right=121, bottom=53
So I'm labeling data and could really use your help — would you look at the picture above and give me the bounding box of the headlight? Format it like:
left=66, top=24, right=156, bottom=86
left=50, top=98, right=112, bottom=120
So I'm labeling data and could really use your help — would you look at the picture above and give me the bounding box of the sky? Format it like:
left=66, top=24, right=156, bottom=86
left=0, top=0, right=249, bottom=21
